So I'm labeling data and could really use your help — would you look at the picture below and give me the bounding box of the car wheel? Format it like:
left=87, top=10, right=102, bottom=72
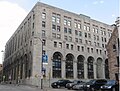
left=112, top=87, right=116, bottom=91
left=57, top=85, right=60, bottom=88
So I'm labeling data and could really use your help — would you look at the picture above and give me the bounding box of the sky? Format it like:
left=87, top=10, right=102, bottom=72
left=0, top=0, right=119, bottom=64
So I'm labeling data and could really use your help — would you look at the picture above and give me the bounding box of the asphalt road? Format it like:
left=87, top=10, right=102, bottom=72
left=0, top=84, right=75, bottom=91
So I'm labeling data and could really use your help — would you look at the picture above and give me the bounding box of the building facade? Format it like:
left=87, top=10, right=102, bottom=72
left=3, top=2, right=113, bottom=86
left=0, top=64, right=3, bottom=83
left=106, top=17, right=120, bottom=84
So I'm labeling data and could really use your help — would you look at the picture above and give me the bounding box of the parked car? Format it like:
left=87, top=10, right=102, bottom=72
left=51, top=79, right=72, bottom=88
left=66, top=80, right=83, bottom=89
left=83, top=79, right=107, bottom=91
left=101, top=80, right=119, bottom=91
left=72, top=81, right=87, bottom=90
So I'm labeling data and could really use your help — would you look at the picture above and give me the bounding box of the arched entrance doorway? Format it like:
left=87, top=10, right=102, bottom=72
left=65, top=53, right=74, bottom=78
left=87, top=56, right=94, bottom=79
left=52, top=52, right=62, bottom=78
left=96, top=58, right=103, bottom=78
left=77, top=55, right=85, bottom=79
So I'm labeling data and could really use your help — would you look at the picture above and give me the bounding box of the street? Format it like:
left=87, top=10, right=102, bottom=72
left=0, top=84, right=75, bottom=91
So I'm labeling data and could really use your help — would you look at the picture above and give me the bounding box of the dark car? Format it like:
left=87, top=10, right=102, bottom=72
left=72, top=81, right=87, bottom=90
left=51, top=79, right=72, bottom=88
left=66, top=80, right=82, bottom=89
left=101, top=80, right=119, bottom=91
left=84, top=79, right=107, bottom=91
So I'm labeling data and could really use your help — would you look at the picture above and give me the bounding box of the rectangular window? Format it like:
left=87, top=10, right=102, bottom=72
left=88, top=41, right=91, bottom=45
left=94, top=35, right=96, bottom=40
left=96, top=29, right=98, bottom=33
left=64, top=27, right=67, bottom=33
left=32, top=23, right=34, bottom=29
left=71, top=44, right=73, bottom=50
left=52, top=33, right=56, bottom=38
left=52, top=24, right=56, bottom=31
left=42, top=30, right=45, bottom=37
left=68, top=28, right=72, bottom=34
left=91, top=48, right=93, bottom=53
left=42, top=13, right=46, bottom=19
left=97, top=36, right=99, bottom=41
left=74, top=22, right=77, bottom=28
left=66, top=44, right=69, bottom=49
left=96, top=49, right=98, bottom=54
left=54, top=41, right=57, bottom=47
left=81, top=46, right=84, bottom=52
left=69, top=36, right=72, bottom=42
left=42, top=39, right=46, bottom=46
left=58, top=42, right=62, bottom=48
left=87, top=26, right=90, bottom=31
left=57, top=26, right=60, bottom=32
left=68, top=20, right=71, bottom=26
left=64, top=35, right=68, bottom=41
left=88, top=33, right=91, bottom=38
left=64, top=19, right=67, bottom=25
left=85, top=33, right=87, bottom=38
left=79, top=39, right=82, bottom=43
left=78, top=23, right=81, bottom=29
left=87, top=47, right=90, bottom=53
left=56, top=17, right=60, bottom=23
left=75, top=30, right=78, bottom=35
left=85, top=40, right=88, bottom=44
left=79, top=31, right=82, bottom=37
left=75, top=38, right=78, bottom=43
left=100, top=50, right=102, bottom=54
left=57, top=34, right=61, bottom=39
left=84, top=25, right=87, bottom=30
left=52, top=16, right=56, bottom=22
left=77, top=46, right=80, bottom=51
left=42, top=21, right=45, bottom=28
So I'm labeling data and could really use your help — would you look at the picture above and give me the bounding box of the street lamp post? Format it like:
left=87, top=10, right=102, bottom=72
left=34, top=37, right=43, bottom=89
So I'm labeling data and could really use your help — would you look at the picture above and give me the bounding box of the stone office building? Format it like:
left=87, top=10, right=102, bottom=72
left=3, top=2, right=113, bottom=86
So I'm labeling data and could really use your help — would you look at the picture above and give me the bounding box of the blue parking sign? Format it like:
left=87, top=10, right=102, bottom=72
left=42, top=54, right=48, bottom=63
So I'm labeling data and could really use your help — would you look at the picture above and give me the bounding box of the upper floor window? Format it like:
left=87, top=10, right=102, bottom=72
left=87, top=26, right=90, bottom=31
left=52, top=16, right=56, bottom=22
left=78, top=23, right=81, bottom=29
left=64, top=35, right=68, bottom=41
left=79, top=31, right=82, bottom=37
left=68, top=28, right=72, bottom=34
left=75, top=30, right=78, bottom=35
left=85, top=33, right=87, bottom=38
left=71, top=44, right=73, bottom=50
left=42, top=30, right=45, bottom=37
left=68, top=20, right=71, bottom=26
left=66, top=44, right=69, bottom=49
left=52, top=33, right=56, bottom=38
left=64, top=27, right=67, bottom=33
left=57, top=34, right=61, bottom=39
left=74, top=22, right=77, bottom=28
left=58, top=42, right=62, bottom=48
left=54, top=41, right=57, bottom=47
left=56, top=17, right=60, bottom=23
left=84, top=25, right=87, bottom=30
left=52, top=24, right=56, bottom=31
left=42, top=21, right=45, bottom=28
left=42, top=13, right=46, bottom=19
left=64, top=19, right=67, bottom=25
left=57, top=26, right=61, bottom=32
left=42, top=39, right=46, bottom=46
left=69, top=36, right=72, bottom=42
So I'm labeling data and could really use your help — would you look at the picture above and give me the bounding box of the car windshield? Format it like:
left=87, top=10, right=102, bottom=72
left=106, top=80, right=116, bottom=85
left=58, top=80, right=64, bottom=82
left=73, top=80, right=79, bottom=83
left=87, top=80, right=96, bottom=84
